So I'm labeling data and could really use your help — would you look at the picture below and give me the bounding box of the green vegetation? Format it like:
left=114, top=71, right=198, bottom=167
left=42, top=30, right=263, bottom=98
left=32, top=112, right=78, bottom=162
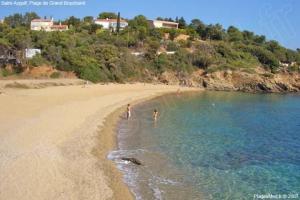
left=50, top=71, right=61, bottom=78
left=1, top=68, right=11, bottom=77
left=0, top=12, right=299, bottom=82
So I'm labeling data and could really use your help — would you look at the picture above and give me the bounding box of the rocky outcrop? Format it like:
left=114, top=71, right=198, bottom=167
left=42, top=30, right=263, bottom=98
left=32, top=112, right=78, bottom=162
left=159, top=71, right=180, bottom=85
left=203, top=70, right=300, bottom=93
left=158, top=69, right=300, bottom=93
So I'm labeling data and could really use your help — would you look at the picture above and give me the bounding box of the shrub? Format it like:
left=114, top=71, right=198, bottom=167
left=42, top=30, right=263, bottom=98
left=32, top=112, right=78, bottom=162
left=79, top=64, right=109, bottom=83
left=28, top=54, right=49, bottom=67
left=239, top=45, right=279, bottom=70
left=1, top=68, right=10, bottom=77
left=166, top=41, right=179, bottom=51
left=50, top=72, right=61, bottom=78
left=191, top=50, right=213, bottom=69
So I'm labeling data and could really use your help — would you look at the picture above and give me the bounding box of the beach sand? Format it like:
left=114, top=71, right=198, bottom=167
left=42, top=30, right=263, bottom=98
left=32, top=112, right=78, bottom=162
left=0, top=80, right=199, bottom=200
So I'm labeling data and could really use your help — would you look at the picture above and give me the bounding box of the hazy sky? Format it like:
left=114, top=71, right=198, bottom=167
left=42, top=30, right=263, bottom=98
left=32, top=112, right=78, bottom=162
left=0, top=0, right=299, bottom=49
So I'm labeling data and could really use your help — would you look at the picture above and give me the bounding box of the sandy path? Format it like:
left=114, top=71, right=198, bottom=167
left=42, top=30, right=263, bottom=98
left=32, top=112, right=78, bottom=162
left=0, top=82, right=199, bottom=200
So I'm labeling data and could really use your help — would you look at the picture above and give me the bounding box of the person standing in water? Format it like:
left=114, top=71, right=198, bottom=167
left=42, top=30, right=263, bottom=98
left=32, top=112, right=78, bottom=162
left=176, top=88, right=181, bottom=97
left=153, top=109, right=159, bottom=121
left=127, top=104, right=131, bottom=120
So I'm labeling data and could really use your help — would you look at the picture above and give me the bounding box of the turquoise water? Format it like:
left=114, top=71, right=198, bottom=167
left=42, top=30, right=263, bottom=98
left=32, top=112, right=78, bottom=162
left=109, top=92, right=300, bottom=200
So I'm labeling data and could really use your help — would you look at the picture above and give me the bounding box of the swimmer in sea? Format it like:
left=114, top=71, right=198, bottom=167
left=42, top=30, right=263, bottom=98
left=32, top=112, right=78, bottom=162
left=153, top=109, right=159, bottom=121
left=176, top=88, right=181, bottom=96
left=127, top=104, right=131, bottom=119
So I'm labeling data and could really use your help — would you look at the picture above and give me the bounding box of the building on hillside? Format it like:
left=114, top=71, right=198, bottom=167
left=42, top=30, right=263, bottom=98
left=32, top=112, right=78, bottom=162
left=25, top=49, right=41, bottom=59
left=94, top=18, right=128, bottom=31
left=157, top=51, right=176, bottom=55
left=280, top=61, right=297, bottom=67
left=50, top=22, right=69, bottom=31
left=148, top=20, right=179, bottom=29
left=0, top=19, right=4, bottom=24
left=31, top=19, right=53, bottom=31
left=31, top=19, right=68, bottom=31
left=131, top=52, right=144, bottom=56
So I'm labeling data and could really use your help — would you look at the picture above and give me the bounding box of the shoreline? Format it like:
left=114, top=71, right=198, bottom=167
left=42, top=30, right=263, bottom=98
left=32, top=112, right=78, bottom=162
left=0, top=81, right=200, bottom=200
left=96, top=91, right=194, bottom=200
left=94, top=106, right=134, bottom=199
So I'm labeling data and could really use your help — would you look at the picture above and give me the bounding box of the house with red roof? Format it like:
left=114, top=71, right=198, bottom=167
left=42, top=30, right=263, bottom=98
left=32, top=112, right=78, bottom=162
left=50, top=23, right=69, bottom=31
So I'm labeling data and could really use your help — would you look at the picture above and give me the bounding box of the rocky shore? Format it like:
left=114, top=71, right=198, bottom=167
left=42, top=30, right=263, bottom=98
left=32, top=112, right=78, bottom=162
left=159, top=69, right=300, bottom=93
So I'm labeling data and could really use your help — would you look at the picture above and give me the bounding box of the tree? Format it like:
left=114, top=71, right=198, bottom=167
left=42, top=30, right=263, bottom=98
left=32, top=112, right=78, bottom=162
left=66, top=16, right=81, bottom=27
left=190, top=19, right=204, bottom=29
left=116, top=12, right=121, bottom=33
left=138, top=26, right=147, bottom=41
left=265, top=40, right=287, bottom=61
left=178, top=17, right=186, bottom=29
left=128, top=15, right=149, bottom=30
left=190, top=19, right=206, bottom=38
left=6, top=27, right=31, bottom=49
left=254, top=35, right=266, bottom=44
left=296, top=48, right=300, bottom=53
left=242, top=30, right=255, bottom=42
left=204, top=24, right=224, bottom=40
left=227, top=26, right=243, bottom=42
left=83, top=16, right=94, bottom=23
left=285, top=49, right=298, bottom=63
left=4, top=13, right=24, bottom=27
left=23, top=12, right=40, bottom=27
left=44, top=45, right=62, bottom=64
left=98, top=12, right=117, bottom=19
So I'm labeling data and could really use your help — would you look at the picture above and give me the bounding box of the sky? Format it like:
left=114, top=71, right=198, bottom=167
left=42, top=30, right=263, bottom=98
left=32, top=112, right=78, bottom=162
left=0, top=0, right=299, bottom=49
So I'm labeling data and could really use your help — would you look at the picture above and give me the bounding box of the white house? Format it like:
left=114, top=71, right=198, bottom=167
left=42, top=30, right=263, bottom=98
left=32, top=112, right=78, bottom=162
left=31, top=19, right=54, bottom=31
left=31, top=19, right=68, bottom=32
left=25, top=48, right=41, bottom=59
left=94, top=18, right=128, bottom=31
left=149, top=20, right=179, bottom=29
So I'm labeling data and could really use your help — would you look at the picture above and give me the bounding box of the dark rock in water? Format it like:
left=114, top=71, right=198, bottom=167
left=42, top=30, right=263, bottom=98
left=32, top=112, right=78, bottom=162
left=121, top=157, right=143, bottom=166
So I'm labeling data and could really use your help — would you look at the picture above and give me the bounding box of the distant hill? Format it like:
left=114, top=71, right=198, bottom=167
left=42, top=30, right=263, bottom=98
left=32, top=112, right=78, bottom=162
left=0, top=12, right=299, bottom=92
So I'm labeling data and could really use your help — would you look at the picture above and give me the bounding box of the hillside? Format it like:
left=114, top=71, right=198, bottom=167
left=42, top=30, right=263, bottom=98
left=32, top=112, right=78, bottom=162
left=0, top=12, right=300, bottom=92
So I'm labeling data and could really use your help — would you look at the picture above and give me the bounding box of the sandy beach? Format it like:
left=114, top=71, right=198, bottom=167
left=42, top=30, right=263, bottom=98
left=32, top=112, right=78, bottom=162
left=0, top=79, right=199, bottom=200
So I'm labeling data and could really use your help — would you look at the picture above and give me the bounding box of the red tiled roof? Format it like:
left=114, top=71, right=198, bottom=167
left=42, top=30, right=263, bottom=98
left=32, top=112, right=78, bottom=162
left=94, top=18, right=127, bottom=23
left=51, top=25, right=68, bottom=29
left=31, top=19, right=52, bottom=22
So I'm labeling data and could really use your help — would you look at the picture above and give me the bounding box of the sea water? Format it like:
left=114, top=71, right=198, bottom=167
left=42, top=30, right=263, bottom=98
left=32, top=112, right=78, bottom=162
left=109, top=91, right=300, bottom=200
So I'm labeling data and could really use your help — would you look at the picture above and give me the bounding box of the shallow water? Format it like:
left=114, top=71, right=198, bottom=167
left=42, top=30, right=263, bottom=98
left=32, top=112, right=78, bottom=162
left=109, top=91, right=300, bottom=200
